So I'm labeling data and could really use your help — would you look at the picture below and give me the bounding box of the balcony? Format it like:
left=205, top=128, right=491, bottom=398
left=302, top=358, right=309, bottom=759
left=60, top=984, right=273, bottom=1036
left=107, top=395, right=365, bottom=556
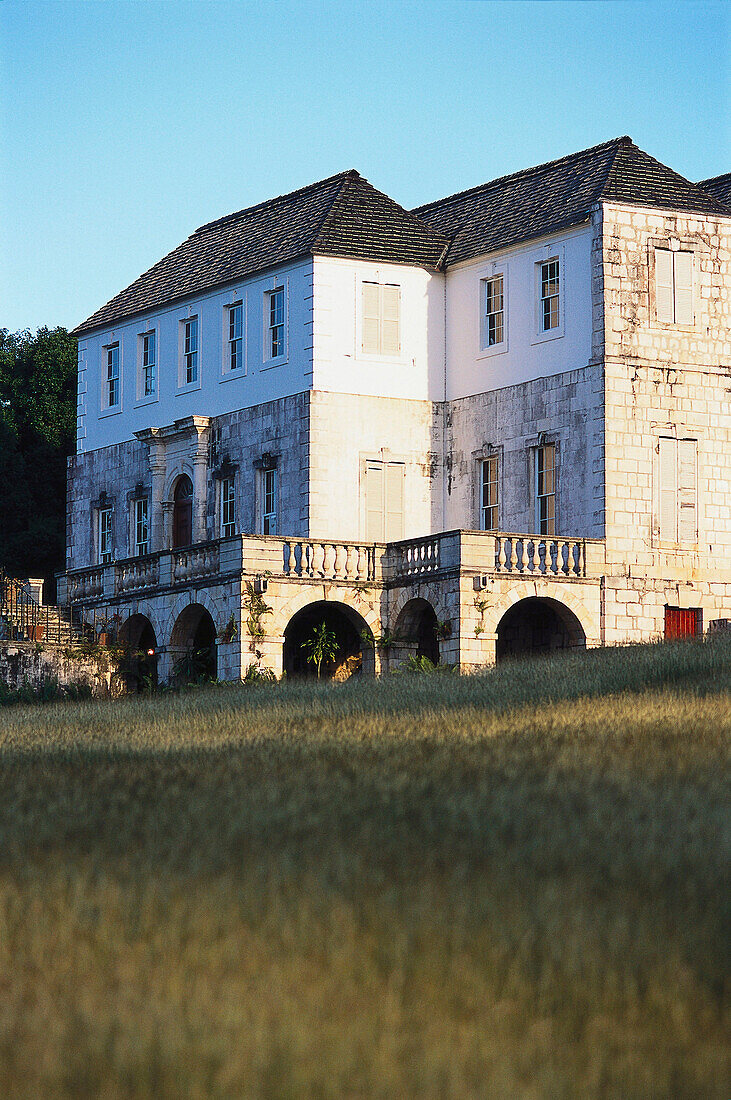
left=61, top=530, right=606, bottom=606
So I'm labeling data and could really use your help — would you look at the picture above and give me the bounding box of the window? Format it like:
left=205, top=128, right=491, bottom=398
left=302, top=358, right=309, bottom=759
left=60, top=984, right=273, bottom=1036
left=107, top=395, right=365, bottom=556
left=536, top=443, right=556, bottom=535
left=141, top=331, right=156, bottom=397
left=480, top=455, right=499, bottom=531
left=362, top=282, right=400, bottom=356
left=183, top=317, right=198, bottom=384
left=481, top=275, right=504, bottom=348
left=655, top=249, right=693, bottom=325
left=262, top=468, right=277, bottom=535
left=221, top=476, right=236, bottom=538
left=105, top=343, right=120, bottom=408
left=228, top=303, right=243, bottom=371
left=658, top=437, right=697, bottom=544
left=664, top=606, right=702, bottom=639
left=98, top=508, right=112, bottom=564
left=134, top=497, right=149, bottom=556
left=267, top=288, right=285, bottom=359
left=364, top=459, right=404, bottom=542
left=540, top=259, right=560, bottom=331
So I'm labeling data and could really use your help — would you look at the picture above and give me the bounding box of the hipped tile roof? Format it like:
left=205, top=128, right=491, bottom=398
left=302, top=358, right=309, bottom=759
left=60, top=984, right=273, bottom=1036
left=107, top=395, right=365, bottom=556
left=74, top=138, right=729, bottom=335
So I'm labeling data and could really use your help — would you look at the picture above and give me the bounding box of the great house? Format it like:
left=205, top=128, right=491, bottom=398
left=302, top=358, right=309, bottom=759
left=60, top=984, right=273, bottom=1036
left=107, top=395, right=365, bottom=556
left=54, top=136, right=731, bottom=682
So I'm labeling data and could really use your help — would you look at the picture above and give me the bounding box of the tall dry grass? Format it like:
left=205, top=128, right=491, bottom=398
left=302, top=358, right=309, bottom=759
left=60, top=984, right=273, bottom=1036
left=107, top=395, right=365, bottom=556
left=0, top=637, right=728, bottom=1098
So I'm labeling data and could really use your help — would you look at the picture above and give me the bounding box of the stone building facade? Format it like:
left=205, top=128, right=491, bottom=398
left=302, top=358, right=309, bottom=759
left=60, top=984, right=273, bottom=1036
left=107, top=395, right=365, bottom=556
left=58, top=137, right=731, bottom=682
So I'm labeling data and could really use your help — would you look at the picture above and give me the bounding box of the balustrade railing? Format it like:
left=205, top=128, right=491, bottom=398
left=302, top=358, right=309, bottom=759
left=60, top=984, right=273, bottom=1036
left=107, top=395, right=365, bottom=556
left=174, top=543, right=220, bottom=583
left=388, top=536, right=441, bottom=579
left=282, top=539, right=377, bottom=582
left=493, top=534, right=586, bottom=577
left=67, top=567, right=104, bottom=602
left=116, top=555, right=160, bottom=594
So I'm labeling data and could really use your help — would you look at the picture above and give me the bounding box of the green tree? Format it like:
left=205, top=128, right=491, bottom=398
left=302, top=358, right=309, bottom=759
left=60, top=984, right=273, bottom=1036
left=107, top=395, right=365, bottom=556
left=301, top=621, right=339, bottom=680
left=0, top=327, right=76, bottom=596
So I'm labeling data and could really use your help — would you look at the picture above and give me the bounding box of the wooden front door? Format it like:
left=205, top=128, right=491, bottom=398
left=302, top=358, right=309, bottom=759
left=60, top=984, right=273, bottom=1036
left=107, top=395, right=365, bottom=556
left=172, top=475, right=193, bottom=548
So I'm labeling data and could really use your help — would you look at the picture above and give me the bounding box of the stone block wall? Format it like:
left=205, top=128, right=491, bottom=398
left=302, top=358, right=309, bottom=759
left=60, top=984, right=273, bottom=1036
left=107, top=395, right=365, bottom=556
left=595, top=201, right=731, bottom=630
left=0, top=642, right=115, bottom=696
left=445, top=364, right=605, bottom=538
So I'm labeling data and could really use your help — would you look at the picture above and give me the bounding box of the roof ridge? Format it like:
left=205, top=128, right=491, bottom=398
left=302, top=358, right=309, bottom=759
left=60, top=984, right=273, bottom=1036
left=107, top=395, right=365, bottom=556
left=413, top=136, right=631, bottom=214
left=698, top=170, right=731, bottom=187
left=194, top=169, right=360, bottom=236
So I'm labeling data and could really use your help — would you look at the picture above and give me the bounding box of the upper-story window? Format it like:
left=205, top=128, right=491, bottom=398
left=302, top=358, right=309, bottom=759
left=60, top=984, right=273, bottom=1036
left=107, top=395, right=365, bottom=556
left=540, top=259, right=560, bottom=331
left=134, top=496, right=149, bottom=556
left=98, top=507, right=112, bottom=564
left=655, top=249, right=693, bottom=325
left=104, top=342, right=120, bottom=409
left=228, top=303, right=243, bottom=371
left=262, top=467, right=278, bottom=535
left=480, top=454, right=499, bottom=531
left=657, top=436, right=697, bottom=544
left=536, top=443, right=556, bottom=535
left=362, top=282, right=400, bottom=356
left=266, top=288, right=285, bottom=360
left=183, top=317, right=199, bottom=384
left=141, top=331, right=156, bottom=398
left=481, top=275, right=504, bottom=348
left=220, top=476, right=236, bottom=538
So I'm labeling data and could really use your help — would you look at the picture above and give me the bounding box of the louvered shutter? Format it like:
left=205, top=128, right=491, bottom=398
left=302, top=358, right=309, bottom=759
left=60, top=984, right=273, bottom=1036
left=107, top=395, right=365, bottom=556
left=674, top=252, right=693, bottom=325
left=381, top=286, right=401, bottom=356
left=655, top=249, right=674, bottom=323
left=362, top=283, right=380, bottom=354
left=677, top=439, right=697, bottom=543
left=658, top=437, right=677, bottom=542
left=365, top=460, right=384, bottom=541
left=385, top=463, right=404, bottom=542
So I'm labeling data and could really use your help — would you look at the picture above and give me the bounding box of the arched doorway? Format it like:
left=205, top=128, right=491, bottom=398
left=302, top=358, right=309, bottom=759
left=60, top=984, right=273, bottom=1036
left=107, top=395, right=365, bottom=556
left=391, top=598, right=440, bottom=666
left=283, top=601, right=373, bottom=680
left=172, top=475, right=193, bottom=548
left=118, top=613, right=158, bottom=692
left=496, top=597, right=586, bottom=661
left=170, top=603, right=217, bottom=683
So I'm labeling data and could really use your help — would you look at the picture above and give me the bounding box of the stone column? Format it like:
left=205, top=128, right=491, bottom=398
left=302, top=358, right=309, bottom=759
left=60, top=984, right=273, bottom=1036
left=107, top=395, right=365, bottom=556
left=192, top=441, right=208, bottom=544
left=149, top=439, right=167, bottom=552
left=162, top=501, right=174, bottom=551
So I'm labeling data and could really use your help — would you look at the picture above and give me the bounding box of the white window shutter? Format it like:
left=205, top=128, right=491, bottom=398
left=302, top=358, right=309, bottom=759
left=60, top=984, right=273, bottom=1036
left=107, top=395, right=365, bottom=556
left=674, top=251, right=694, bottom=326
left=677, top=439, right=697, bottom=542
left=365, top=460, right=384, bottom=541
left=362, top=283, right=380, bottom=354
left=385, top=462, right=404, bottom=542
left=655, top=249, right=674, bottom=323
left=381, top=285, right=400, bottom=356
left=658, top=437, right=677, bottom=542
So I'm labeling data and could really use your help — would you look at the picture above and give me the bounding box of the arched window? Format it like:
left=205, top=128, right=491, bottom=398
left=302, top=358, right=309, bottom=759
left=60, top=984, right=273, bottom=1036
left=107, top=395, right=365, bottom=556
left=172, top=475, right=193, bottom=548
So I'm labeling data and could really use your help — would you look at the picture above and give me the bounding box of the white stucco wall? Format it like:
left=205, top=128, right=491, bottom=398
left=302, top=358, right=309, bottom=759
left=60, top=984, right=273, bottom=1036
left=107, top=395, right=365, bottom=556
left=444, top=224, right=594, bottom=401
left=311, top=256, right=445, bottom=401
left=77, top=258, right=315, bottom=453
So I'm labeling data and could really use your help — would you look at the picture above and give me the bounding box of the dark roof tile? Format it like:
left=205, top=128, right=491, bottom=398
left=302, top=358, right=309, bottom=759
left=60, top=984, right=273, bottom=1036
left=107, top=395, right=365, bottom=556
left=698, top=171, right=731, bottom=207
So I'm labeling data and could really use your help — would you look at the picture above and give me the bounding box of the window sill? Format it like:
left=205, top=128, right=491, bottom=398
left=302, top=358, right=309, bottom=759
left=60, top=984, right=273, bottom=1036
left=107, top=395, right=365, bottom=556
left=219, top=369, right=245, bottom=383
left=261, top=355, right=287, bottom=371
left=476, top=342, right=508, bottom=361
left=99, top=406, right=122, bottom=419
left=530, top=326, right=564, bottom=347
left=135, top=394, right=159, bottom=409
left=176, top=379, right=202, bottom=395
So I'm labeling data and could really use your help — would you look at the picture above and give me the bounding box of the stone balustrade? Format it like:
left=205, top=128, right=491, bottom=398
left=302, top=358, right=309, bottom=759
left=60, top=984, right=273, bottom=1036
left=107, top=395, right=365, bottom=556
left=493, top=534, right=588, bottom=577
left=173, top=543, right=220, bottom=583
left=281, top=539, right=378, bottom=582
left=116, top=555, right=160, bottom=594
left=67, top=567, right=104, bottom=602
left=387, top=536, right=442, bottom=579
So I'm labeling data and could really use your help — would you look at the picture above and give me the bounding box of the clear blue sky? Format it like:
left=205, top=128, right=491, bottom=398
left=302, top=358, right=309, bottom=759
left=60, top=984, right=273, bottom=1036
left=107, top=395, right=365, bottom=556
left=1, top=0, right=729, bottom=333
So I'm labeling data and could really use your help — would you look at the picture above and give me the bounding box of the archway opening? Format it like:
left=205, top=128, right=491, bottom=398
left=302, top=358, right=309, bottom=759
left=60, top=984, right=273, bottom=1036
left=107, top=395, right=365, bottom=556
left=283, top=601, right=373, bottom=680
left=172, top=474, right=193, bottom=549
left=496, top=597, right=586, bottom=661
left=170, top=603, right=217, bottom=683
left=391, top=598, right=440, bottom=667
left=118, top=613, right=158, bottom=692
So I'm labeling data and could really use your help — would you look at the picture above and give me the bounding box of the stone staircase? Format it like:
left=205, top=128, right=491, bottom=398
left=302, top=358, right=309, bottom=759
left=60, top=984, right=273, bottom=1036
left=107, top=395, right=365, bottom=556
left=0, top=571, right=82, bottom=648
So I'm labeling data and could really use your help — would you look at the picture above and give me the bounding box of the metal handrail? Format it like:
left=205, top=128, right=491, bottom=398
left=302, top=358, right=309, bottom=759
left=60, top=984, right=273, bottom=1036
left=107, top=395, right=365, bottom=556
left=0, top=568, right=81, bottom=646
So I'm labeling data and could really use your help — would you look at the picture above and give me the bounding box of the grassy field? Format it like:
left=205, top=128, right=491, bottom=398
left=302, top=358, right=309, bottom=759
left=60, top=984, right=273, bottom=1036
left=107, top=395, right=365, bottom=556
left=0, top=638, right=729, bottom=1099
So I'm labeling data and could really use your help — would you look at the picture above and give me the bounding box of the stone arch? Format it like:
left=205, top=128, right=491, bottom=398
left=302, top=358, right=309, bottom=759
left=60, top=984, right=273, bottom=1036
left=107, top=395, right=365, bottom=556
left=391, top=597, right=440, bottom=666
left=484, top=583, right=598, bottom=644
left=282, top=599, right=374, bottom=680
left=118, top=612, right=158, bottom=691
left=271, top=588, right=381, bottom=641
left=169, top=602, right=218, bottom=681
left=164, top=462, right=195, bottom=502
left=163, top=589, right=222, bottom=644
left=495, top=596, right=586, bottom=661
left=388, top=584, right=450, bottom=634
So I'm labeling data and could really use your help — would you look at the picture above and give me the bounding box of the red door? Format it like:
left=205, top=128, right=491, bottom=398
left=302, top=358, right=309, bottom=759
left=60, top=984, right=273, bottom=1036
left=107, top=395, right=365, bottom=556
left=172, top=476, right=193, bottom=548
left=664, top=606, right=702, bottom=639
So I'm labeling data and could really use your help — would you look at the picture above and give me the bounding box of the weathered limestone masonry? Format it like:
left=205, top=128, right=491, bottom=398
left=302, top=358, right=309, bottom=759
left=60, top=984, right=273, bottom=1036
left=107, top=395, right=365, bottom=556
left=0, top=642, right=115, bottom=696
left=598, top=201, right=731, bottom=639
left=445, top=365, right=604, bottom=538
